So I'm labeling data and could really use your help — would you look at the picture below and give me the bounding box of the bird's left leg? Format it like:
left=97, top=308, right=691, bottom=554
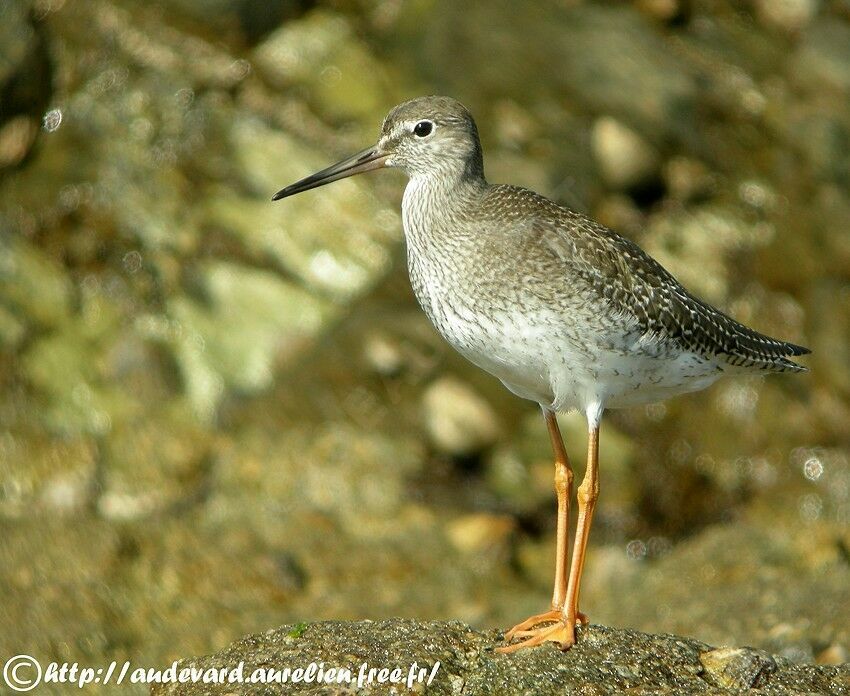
left=499, top=420, right=599, bottom=653
left=499, top=409, right=580, bottom=652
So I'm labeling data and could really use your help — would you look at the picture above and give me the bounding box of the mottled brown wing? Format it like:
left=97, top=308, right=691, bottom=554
left=536, top=206, right=809, bottom=373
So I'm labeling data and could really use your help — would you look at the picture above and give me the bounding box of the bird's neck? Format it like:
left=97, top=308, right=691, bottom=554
left=401, top=171, right=487, bottom=251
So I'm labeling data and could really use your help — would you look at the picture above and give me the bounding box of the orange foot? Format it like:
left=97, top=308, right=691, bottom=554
left=497, top=616, right=577, bottom=653
left=503, top=609, right=589, bottom=642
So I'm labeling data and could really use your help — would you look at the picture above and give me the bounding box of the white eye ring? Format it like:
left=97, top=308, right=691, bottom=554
left=413, top=120, right=434, bottom=137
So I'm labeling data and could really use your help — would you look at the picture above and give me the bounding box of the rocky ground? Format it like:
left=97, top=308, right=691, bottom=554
left=150, top=620, right=850, bottom=695
left=1, top=0, right=849, bottom=694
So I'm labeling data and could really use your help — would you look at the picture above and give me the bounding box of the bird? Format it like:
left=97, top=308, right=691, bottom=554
left=272, top=96, right=809, bottom=653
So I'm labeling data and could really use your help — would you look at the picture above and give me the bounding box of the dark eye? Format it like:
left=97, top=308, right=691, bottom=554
left=413, top=120, right=433, bottom=137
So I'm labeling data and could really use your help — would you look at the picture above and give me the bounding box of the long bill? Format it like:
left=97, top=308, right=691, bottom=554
left=271, top=145, right=389, bottom=201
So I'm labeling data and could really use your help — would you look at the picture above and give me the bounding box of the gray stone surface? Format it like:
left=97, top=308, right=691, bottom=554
left=150, top=620, right=850, bottom=695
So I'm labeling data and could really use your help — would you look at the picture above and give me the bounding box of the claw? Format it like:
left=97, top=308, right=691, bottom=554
left=497, top=617, right=576, bottom=653
left=503, top=609, right=561, bottom=641
left=503, top=609, right=590, bottom=642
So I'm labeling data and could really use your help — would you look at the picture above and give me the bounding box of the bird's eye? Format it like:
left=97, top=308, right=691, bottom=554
left=413, top=120, right=433, bottom=137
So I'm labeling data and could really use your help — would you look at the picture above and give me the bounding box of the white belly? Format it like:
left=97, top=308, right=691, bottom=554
left=412, top=275, right=724, bottom=414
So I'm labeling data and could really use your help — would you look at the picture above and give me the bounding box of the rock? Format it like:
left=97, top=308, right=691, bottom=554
left=0, top=517, right=122, bottom=662
left=221, top=116, right=400, bottom=300
left=636, top=0, right=681, bottom=23
left=641, top=204, right=775, bottom=305
left=0, top=0, right=50, bottom=130
left=167, top=0, right=308, bottom=44
left=0, top=236, right=72, bottom=329
left=362, top=331, right=404, bottom=377
left=485, top=409, right=635, bottom=524
left=0, top=435, right=96, bottom=517
left=166, top=261, right=333, bottom=420
left=591, top=116, right=661, bottom=191
left=1, top=0, right=848, bottom=688
left=0, top=2, right=33, bottom=85
left=252, top=10, right=392, bottom=123
left=491, top=99, right=540, bottom=148
left=422, top=377, right=501, bottom=456
left=98, top=408, right=211, bottom=520
left=663, top=156, right=716, bottom=202
left=0, top=303, right=25, bottom=350
left=405, top=2, right=698, bottom=146
left=791, top=18, right=850, bottom=95
left=446, top=513, right=515, bottom=554
left=149, top=620, right=850, bottom=695
left=0, top=115, right=38, bottom=168
left=818, top=644, right=849, bottom=666
left=780, top=107, right=850, bottom=182
left=700, top=646, right=777, bottom=689
left=21, top=321, right=119, bottom=436
left=753, top=0, right=820, bottom=33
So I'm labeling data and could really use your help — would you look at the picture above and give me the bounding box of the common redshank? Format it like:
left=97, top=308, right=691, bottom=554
left=272, top=96, right=809, bottom=653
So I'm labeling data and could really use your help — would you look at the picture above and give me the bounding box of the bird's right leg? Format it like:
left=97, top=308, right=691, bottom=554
left=501, top=408, right=579, bottom=645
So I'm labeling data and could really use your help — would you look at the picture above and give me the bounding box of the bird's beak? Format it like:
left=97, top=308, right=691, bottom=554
left=272, top=145, right=389, bottom=201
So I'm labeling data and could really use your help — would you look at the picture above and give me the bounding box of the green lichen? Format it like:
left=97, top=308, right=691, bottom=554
left=287, top=622, right=309, bottom=639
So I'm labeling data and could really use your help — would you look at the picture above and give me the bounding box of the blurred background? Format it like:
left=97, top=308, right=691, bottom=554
left=1, top=0, right=849, bottom=688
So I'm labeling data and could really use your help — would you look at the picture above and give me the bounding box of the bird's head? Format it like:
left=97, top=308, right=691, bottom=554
left=272, top=96, right=483, bottom=201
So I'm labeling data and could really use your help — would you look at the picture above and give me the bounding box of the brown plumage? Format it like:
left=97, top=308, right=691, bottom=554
left=485, top=184, right=810, bottom=373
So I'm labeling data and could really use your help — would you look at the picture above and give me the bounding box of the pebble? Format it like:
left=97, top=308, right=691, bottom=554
left=591, top=116, right=660, bottom=191
left=754, top=0, right=819, bottom=33
left=363, top=332, right=404, bottom=377
left=422, top=377, right=500, bottom=456
left=446, top=513, right=514, bottom=554
left=699, top=646, right=777, bottom=689
left=663, top=156, right=715, bottom=202
left=636, top=0, right=681, bottom=23
left=816, top=643, right=848, bottom=665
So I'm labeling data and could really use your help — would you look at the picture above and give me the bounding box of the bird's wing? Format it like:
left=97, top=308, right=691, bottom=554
left=530, top=200, right=809, bottom=373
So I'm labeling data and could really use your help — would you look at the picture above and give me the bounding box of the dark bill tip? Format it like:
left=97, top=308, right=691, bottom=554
left=272, top=145, right=388, bottom=201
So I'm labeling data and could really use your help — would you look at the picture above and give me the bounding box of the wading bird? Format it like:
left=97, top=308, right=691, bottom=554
left=272, top=96, right=809, bottom=652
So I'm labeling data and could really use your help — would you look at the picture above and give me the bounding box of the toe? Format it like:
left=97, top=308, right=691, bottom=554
left=503, top=610, right=561, bottom=640
left=498, top=618, right=576, bottom=653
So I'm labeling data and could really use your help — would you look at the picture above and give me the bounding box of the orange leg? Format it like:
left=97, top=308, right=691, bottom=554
left=561, top=424, right=599, bottom=632
left=503, top=410, right=572, bottom=642
left=545, top=409, right=572, bottom=611
left=500, top=410, right=575, bottom=651
left=499, top=420, right=599, bottom=653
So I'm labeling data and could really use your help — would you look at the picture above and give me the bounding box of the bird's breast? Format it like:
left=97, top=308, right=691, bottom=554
left=405, top=240, right=563, bottom=403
